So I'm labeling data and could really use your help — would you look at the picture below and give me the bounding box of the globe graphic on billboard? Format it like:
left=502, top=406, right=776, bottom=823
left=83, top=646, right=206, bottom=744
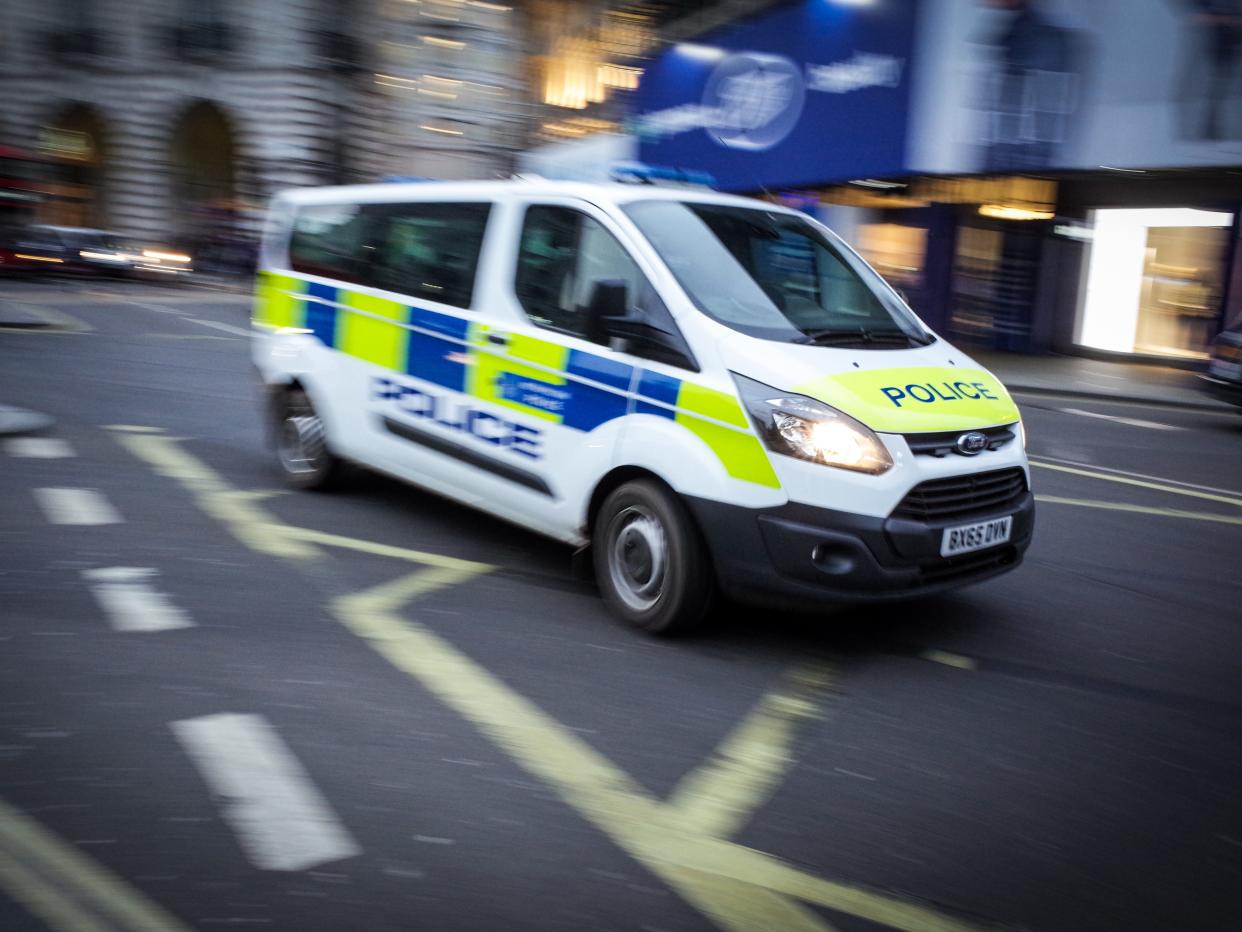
left=702, top=52, right=806, bottom=151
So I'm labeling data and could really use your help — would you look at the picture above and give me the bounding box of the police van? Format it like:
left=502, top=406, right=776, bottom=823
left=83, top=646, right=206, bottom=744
left=252, top=177, right=1034, bottom=634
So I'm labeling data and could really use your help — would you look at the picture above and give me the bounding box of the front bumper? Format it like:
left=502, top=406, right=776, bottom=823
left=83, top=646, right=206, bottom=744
left=685, top=491, right=1035, bottom=608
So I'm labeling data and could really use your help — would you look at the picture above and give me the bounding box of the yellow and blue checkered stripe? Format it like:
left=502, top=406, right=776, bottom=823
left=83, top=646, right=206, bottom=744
left=253, top=271, right=780, bottom=489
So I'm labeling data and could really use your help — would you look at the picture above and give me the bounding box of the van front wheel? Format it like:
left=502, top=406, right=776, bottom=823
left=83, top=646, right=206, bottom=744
left=593, top=480, right=713, bottom=635
left=274, top=388, right=343, bottom=490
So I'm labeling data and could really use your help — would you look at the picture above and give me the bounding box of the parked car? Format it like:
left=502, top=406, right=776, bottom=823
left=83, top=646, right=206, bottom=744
left=12, top=225, right=193, bottom=278
left=1200, top=325, right=1242, bottom=408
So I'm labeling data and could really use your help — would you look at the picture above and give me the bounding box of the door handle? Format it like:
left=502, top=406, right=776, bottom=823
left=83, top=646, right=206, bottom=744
left=486, top=332, right=509, bottom=346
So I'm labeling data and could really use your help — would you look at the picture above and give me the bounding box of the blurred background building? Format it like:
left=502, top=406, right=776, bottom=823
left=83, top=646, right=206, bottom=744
left=0, top=0, right=527, bottom=257
left=3, top=0, right=1241, bottom=365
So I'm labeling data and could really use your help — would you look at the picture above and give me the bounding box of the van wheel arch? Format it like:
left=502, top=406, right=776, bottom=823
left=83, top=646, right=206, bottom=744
left=588, top=471, right=715, bottom=634
left=270, top=380, right=346, bottom=490
left=586, top=466, right=678, bottom=542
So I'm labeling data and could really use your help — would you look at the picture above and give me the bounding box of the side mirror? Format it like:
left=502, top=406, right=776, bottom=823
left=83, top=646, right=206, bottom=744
left=582, top=276, right=699, bottom=370
left=584, top=278, right=628, bottom=345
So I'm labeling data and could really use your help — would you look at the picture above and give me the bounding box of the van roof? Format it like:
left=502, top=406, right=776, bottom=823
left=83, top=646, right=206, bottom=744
left=271, top=179, right=800, bottom=215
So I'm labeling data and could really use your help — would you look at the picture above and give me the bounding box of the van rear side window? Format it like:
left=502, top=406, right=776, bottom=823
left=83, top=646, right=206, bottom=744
left=288, top=204, right=368, bottom=284
left=288, top=201, right=492, bottom=310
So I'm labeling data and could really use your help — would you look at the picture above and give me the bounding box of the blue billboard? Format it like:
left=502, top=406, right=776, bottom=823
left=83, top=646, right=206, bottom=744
left=634, top=0, right=917, bottom=192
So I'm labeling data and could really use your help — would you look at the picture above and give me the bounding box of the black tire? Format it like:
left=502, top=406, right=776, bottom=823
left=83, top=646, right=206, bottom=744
left=273, top=387, right=345, bottom=491
left=592, top=479, right=714, bottom=635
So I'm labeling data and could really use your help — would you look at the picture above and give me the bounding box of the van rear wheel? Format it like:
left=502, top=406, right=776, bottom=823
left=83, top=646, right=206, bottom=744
left=593, top=479, right=713, bottom=635
left=274, top=388, right=343, bottom=490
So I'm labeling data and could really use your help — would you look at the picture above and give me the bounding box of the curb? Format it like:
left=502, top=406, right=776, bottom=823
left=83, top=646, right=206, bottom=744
left=1005, top=384, right=1235, bottom=414
left=0, top=404, right=55, bottom=436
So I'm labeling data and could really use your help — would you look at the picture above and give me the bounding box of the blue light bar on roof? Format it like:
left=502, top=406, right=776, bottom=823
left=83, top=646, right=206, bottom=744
left=610, top=162, right=716, bottom=188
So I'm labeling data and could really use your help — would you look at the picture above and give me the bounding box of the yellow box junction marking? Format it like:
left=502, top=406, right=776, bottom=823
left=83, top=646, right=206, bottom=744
left=0, top=797, right=192, bottom=932
left=665, top=663, right=836, bottom=839
left=115, top=430, right=994, bottom=932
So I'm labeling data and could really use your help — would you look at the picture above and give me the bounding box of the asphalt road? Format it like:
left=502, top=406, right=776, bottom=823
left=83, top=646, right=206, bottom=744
left=2, top=279, right=1240, bottom=932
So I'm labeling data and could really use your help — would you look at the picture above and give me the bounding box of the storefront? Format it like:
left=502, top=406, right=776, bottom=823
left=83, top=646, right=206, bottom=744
left=1077, top=207, right=1232, bottom=362
left=620, top=0, right=1242, bottom=362
left=904, top=0, right=1242, bottom=362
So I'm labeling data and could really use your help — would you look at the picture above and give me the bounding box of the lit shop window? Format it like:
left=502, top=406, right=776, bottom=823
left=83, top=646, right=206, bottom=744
left=1078, top=208, right=1232, bottom=360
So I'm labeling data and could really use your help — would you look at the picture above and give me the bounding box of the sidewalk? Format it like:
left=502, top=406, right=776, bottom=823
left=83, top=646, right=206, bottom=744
left=972, top=351, right=1232, bottom=412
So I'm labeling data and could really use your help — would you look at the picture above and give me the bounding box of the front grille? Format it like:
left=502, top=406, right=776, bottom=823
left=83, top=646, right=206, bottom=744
left=905, top=425, right=1016, bottom=457
left=892, top=467, right=1027, bottom=522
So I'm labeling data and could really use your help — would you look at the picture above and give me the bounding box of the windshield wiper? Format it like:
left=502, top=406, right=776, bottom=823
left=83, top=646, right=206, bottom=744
left=795, top=327, right=929, bottom=347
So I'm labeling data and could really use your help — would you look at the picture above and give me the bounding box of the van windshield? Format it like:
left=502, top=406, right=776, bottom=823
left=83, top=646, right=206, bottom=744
left=623, top=201, right=932, bottom=348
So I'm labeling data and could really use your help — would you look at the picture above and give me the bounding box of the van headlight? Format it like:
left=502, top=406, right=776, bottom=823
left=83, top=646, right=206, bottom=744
left=733, top=374, right=893, bottom=475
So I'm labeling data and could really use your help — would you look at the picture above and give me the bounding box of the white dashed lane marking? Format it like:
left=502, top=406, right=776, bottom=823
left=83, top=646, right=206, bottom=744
left=179, top=317, right=251, bottom=338
left=1058, top=407, right=1183, bottom=431
left=33, top=488, right=122, bottom=525
left=171, top=713, right=361, bottom=872
left=82, top=567, right=194, bottom=632
left=3, top=437, right=75, bottom=458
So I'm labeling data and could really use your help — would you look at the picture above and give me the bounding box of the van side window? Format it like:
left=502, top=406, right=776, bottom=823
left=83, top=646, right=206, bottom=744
left=514, top=205, right=650, bottom=339
left=288, top=204, right=372, bottom=284
left=287, top=201, right=491, bottom=310
left=365, top=202, right=491, bottom=310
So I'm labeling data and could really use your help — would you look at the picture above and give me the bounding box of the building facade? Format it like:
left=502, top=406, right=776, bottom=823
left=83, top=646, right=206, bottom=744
left=0, top=0, right=529, bottom=248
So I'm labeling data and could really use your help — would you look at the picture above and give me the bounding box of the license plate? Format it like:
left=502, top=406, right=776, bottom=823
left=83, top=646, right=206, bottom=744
left=940, top=516, right=1013, bottom=557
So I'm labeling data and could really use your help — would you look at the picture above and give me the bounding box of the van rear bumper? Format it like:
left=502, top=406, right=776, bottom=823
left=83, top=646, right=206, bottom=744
left=684, top=492, right=1034, bottom=608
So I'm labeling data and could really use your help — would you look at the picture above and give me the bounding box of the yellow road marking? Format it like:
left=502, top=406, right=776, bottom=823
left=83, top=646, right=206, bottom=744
left=121, top=433, right=992, bottom=932
left=1035, top=494, right=1242, bottom=526
left=0, top=798, right=192, bottom=932
left=334, top=572, right=986, bottom=932
left=666, top=661, right=835, bottom=839
left=0, top=848, right=112, bottom=932
left=664, top=864, right=837, bottom=932
left=1030, top=460, right=1242, bottom=509
left=114, top=432, right=320, bottom=560
left=106, top=425, right=165, bottom=433
left=286, top=525, right=490, bottom=572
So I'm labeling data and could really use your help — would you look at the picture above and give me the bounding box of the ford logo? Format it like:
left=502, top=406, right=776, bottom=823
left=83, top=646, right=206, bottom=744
left=955, top=432, right=989, bottom=456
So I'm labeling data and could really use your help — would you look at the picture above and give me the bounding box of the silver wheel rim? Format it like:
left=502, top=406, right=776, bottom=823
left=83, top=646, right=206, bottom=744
left=278, top=414, right=324, bottom=475
left=607, top=504, right=667, bottom=612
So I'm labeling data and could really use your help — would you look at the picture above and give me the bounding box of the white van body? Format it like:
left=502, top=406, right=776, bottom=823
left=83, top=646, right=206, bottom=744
left=252, top=180, right=1033, bottom=632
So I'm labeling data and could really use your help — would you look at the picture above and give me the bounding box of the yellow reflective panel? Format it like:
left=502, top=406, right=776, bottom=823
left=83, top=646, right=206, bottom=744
left=796, top=367, right=1020, bottom=433
left=467, top=325, right=569, bottom=424
left=676, top=382, right=751, bottom=429
left=252, top=271, right=304, bottom=329
left=675, top=382, right=780, bottom=488
left=337, top=291, right=408, bottom=371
